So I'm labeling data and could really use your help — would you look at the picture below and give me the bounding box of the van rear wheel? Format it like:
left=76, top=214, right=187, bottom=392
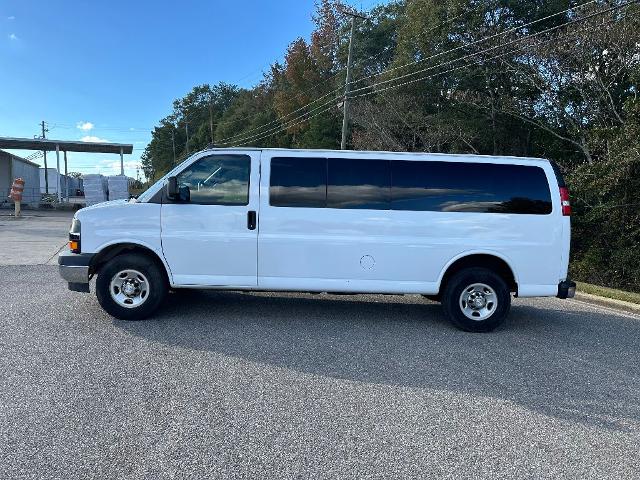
left=442, top=267, right=510, bottom=332
left=96, top=253, right=167, bottom=320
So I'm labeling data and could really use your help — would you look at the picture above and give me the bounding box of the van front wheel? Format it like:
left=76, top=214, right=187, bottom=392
left=442, top=267, right=511, bottom=332
left=96, top=253, right=167, bottom=320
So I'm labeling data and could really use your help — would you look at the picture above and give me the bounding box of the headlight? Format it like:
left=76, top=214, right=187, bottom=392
left=69, top=218, right=81, bottom=253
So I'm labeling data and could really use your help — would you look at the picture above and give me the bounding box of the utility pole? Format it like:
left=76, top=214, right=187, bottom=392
left=185, top=120, right=190, bottom=154
left=63, top=150, right=68, bottom=202
left=209, top=95, right=215, bottom=144
left=171, top=128, right=176, bottom=164
left=55, top=144, right=61, bottom=203
left=340, top=8, right=367, bottom=150
left=41, top=121, right=49, bottom=193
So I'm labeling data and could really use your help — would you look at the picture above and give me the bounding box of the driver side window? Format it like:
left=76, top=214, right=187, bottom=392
left=176, top=154, right=250, bottom=205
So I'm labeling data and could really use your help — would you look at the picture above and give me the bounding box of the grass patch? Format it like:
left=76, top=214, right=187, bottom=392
left=576, top=282, right=640, bottom=305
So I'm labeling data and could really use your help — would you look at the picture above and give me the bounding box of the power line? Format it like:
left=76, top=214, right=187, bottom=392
left=216, top=3, right=457, bottom=140
left=351, top=24, right=588, bottom=102
left=235, top=104, right=337, bottom=147
left=215, top=85, right=344, bottom=145
left=226, top=3, right=630, bottom=148
left=218, top=0, right=598, bottom=147
left=232, top=47, right=529, bottom=147
left=49, top=123, right=152, bottom=132
left=212, top=28, right=360, bottom=131
left=347, top=0, right=601, bottom=90
left=222, top=93, right=343, bottom=146
left=351, top=1, right=485, bottom=73
left=218, top=2, right=483, bottom=146
left=212, top=64, right=348, bottom=135
left=348, top=0, right=637, bottom=97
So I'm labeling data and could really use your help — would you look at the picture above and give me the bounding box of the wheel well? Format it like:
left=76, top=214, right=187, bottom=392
left=439, top=254, right=517, bottom=295
left=90, top=244, right=169, bottom=283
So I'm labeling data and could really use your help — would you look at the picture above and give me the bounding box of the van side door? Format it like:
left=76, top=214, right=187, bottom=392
left=160, top=152, right=260, bottom=286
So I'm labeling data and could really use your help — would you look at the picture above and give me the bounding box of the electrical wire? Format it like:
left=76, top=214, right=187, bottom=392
left=348, top=0, right=634, bottom=98
left=216, top=1, right=485, bottom=143
left=215, top=85, right=344, bottom=144
left=229, top=4, right=629, bottom=147
left=347, top=0, right=601, bottom=90
left=217, top=0, right=601, bottom=146
left=235, top=104, right=338, bottom=147
left=221, top=93, right=343, bottom=146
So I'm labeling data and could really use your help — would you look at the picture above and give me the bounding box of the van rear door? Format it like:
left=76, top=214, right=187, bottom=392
left=160, top=151, right=260, bottom=286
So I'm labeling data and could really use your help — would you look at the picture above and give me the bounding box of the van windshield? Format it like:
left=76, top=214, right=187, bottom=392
left=135, top=155, right=195, bottom=202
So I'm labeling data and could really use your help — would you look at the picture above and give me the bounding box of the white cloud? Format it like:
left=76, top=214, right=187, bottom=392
left=7, top=16, right=15, bottom=20
left=8, top=33, right=17, bottom=41
left=76, top=121, right=94, bottom=131
left=81, top=135, right=109, bottom=143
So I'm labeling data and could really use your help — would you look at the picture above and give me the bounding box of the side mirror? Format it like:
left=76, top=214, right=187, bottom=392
left=178, top=185, right=190, bottom=203
left=166, top=176, right=178, bottom=199
left=166, top=176, right=191, bottom=202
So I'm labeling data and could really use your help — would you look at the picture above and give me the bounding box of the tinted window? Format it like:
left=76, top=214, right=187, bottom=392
left=176, top=154, right=250, bottom=205
left=391, top=161, right=551, bottom=214
left=327, top=158, right=390, bottom=209
left=270, top=157, right=327, bottom=207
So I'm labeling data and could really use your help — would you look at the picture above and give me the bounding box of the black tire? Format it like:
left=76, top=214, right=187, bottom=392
left=96, top=253, right=167, bottom=320
left=441, top=267, right=511, bottom=332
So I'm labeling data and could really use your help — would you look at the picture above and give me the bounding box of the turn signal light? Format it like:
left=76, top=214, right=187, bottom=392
left=560, top=187, right=571, bottom=216
left=69, top=240, right=80, bottom=253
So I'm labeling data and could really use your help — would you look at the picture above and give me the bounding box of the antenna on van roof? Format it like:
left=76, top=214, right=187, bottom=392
left=206, top=142, right=222, bottom=149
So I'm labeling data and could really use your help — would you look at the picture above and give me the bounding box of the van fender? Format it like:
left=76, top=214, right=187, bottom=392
left=435, top=249, right=519, bottom=289
left=92, top=239, right=174, bottom=284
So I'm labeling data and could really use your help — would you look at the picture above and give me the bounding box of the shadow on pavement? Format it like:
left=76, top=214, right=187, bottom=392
left=115, top=289, right=640, bottom=433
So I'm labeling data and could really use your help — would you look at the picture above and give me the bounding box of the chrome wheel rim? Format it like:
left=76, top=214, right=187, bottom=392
left=109, top=269, right=149, bottom=309
left=459, top=283, right=497, bottom=321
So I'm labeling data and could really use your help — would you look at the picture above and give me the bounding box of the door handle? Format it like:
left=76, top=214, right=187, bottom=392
left=247, top=210, right=257, bottom=230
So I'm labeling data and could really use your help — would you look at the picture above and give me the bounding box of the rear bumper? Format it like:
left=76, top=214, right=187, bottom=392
left=58, top=252, right=94, bottom=291
left=557, top=280, right=577, bottom=299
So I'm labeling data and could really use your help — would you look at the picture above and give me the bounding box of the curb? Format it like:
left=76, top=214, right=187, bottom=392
left=574, top=292, right=640, bottom=315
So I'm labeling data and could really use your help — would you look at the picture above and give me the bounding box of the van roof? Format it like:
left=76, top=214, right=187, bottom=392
left=199, top=147, right=549, bottom=163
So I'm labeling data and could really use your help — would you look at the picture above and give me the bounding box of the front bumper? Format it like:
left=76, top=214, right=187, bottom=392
left=557, top=280, right=577, bottom=299
left=59, top=251, right=94, bottom=292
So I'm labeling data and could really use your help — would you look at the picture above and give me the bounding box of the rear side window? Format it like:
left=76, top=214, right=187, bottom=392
left=269, top=157, right=552, bottom=214
left=327, top=158, right=390, bottom=209
left=391, top=161, right=552, bottom=214
left=270, top=157, right=327, bottom=207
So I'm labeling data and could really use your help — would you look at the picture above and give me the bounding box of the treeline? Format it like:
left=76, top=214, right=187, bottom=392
left=141, top=0, right=640, bottom=292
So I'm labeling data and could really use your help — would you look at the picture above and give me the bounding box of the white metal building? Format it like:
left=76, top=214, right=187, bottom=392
left=40, top=168, right=83, bottom=196
left=0, top=150, right=40, bottom=206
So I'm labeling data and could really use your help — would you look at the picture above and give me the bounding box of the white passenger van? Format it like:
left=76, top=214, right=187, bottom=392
left=59, top=148, right=575, bottom=332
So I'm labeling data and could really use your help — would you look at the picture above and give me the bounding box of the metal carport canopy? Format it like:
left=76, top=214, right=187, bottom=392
left=0, top=136, right=134, bottom=202
left=0, top=137, right=133, bottom=154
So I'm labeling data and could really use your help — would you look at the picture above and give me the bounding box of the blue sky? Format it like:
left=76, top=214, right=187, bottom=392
left=0, top=1, right=384, bottom=179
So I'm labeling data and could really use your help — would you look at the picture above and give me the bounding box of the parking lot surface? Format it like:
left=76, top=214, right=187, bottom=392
left=1, top=211, right=639, bottom=478
left=1, top=263, right=639, bottom=479
left=0, top=210, right=73, bottom=265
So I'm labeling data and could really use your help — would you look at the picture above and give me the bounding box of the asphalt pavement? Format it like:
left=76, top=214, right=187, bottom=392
left=1, top=263, right=639, bottom=479
left=0, top=210, right=73, bottom=265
